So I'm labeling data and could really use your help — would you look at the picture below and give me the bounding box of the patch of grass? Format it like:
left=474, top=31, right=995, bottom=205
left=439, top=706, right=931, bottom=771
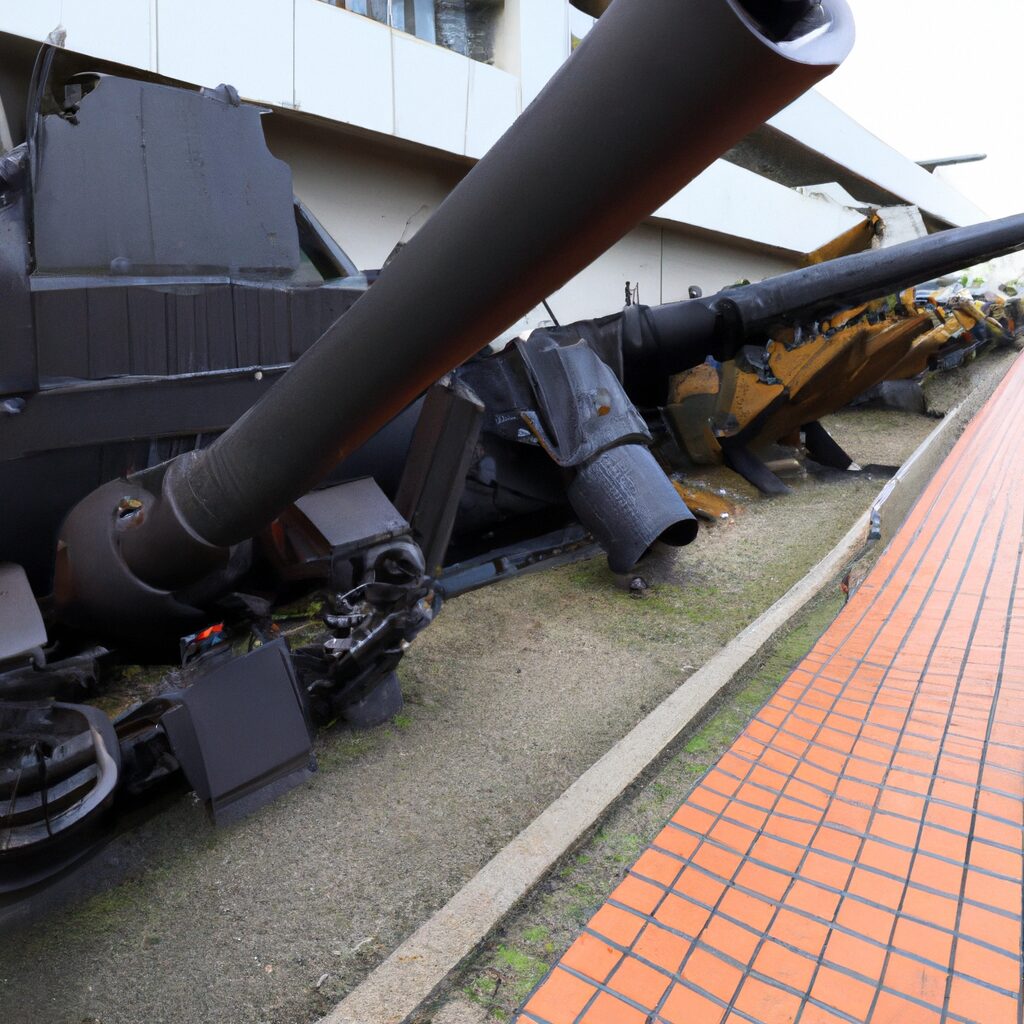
left=559, top=551, right=803, bottom=657
left=71, top=888, right=138, bottom=933
left=273, top=597, right=325, bottom=620
left=315, top=730, right=377, bottom=770
left=565, top=560, right=612, bottom=589
left=465, top=973, right=498, bottom=1005
left=392, top=712, right=413, bottom=730
left=681, top=758, right=712, bottom=778
left=606, top=832, right=643, bottom=865
left=566, top=876, right=604, bottom=924
left=494, top=945, right=549, bottom=1003
left=683, top=731, right=712, bottom=755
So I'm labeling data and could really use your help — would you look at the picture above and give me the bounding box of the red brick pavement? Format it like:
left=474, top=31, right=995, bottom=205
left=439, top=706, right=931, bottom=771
left=516, top=357, right=1024, bottom=1024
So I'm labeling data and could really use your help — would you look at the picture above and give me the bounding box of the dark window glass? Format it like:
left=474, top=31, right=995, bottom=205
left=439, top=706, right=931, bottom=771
left=435, top=0, right=501, bottom=63
left=325, top=0, right=500, bottom=63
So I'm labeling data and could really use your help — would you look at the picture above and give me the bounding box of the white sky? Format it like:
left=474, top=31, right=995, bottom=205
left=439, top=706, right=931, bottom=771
left=816, top=0, right=1024, bottom=220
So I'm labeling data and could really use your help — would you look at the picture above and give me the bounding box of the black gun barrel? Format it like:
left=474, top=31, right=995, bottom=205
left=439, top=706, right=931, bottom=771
left=55, top=0, right=854, bottom=620
left=639, top=210, right=1024, bottom=385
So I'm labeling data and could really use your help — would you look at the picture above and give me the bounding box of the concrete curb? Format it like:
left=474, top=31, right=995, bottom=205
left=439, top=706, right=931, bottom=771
left=321, top=513, right=871, bottom=1024
left=321, top=361, right=1017, bottom=1024
left=870, top=403, right=963, bottom=545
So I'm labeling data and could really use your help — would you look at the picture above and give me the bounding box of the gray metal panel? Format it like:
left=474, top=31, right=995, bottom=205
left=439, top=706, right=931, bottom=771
left=294, top=478, right=409, bottom=557
left=0, top=153, right=35, bottom=395
left=160, top=640, right=313, bottom=822
left=31, top=279, right=352, bottom=381
left=170, top=291, right=200, bottom=373
left=0, top=366, right=289, bottom=461
left=84, top=287, right=131, bottom=378
left=232, top=286, right=262, bottom=367
left=32, top=74, right=300, bottom=274
left=0, top=562, right=47, bottom=661
left=34, top=289, right=89, bottom=379
left=261, top=287, right=293, bottom=366
left=394, top=380, right=484, bottom=574
left=204, top=285, right=238, bottom=371
left=125, top=289, right=170, bottom=375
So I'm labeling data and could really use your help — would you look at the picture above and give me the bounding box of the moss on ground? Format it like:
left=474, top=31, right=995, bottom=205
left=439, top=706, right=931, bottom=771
left=314, top=730, right=378, bottom=770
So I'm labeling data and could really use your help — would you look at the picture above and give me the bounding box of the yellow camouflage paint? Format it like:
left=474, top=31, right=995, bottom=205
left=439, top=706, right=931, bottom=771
left=664, top=287, right=1020, bottom=468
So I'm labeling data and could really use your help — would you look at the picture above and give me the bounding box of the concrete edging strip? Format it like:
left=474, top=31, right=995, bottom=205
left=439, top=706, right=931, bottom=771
left=870, top=400, right=963, bottom=545
left=321, top=363, right=1013, bottom=1024
left=322, top=512, right=872, bottom=1024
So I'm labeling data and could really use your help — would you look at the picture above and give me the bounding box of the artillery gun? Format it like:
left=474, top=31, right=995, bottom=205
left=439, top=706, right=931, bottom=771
left=0, top=0, right=879, bottom=898
left=514, top=213, right=1024, bottom=494
left=8, top=0, right=1024, bottom=901
left=8, top=0, right=1024, bottom=904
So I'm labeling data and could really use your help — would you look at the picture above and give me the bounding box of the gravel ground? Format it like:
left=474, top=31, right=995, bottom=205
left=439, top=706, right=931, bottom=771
left=0, top=350, right=1014, bottom=1024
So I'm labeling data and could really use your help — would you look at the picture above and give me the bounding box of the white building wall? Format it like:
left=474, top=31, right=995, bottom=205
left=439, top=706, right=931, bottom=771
left=769, top=92, right=987, bottom=227
left=26, top=0, right=973, bottom=241
left=0, top=0, right=979, bottom=335
left=661, top=233, right=799, bottom=300
left=62, top=0, right=153, bottom=68
left=264, top=115, right=466, bottom=272
left=267, top=110, right=798, bottom=340
left=157, top=0, right=295, bottom=107
left=545, top=228, right=798, bottom=329
left=547, top=226, right=665, bottom=326
left=659, top=160, right=864, bottom=256
left=294, top=2, right=395, bottom=136
left=513, top=0, right=570, bottom=107
left=3, top=0, right=978, bottom=231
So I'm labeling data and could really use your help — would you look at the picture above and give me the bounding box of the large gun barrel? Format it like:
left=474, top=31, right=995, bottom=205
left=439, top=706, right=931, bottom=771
left=626, top=211, right=1024, bottom=397
left=55, top=0, right=854, bottom=628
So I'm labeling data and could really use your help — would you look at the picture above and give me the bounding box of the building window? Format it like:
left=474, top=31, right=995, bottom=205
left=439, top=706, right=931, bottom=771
left=326, top=0, right=501, bottom=64
left=435, top=1, right=501, bottom=62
